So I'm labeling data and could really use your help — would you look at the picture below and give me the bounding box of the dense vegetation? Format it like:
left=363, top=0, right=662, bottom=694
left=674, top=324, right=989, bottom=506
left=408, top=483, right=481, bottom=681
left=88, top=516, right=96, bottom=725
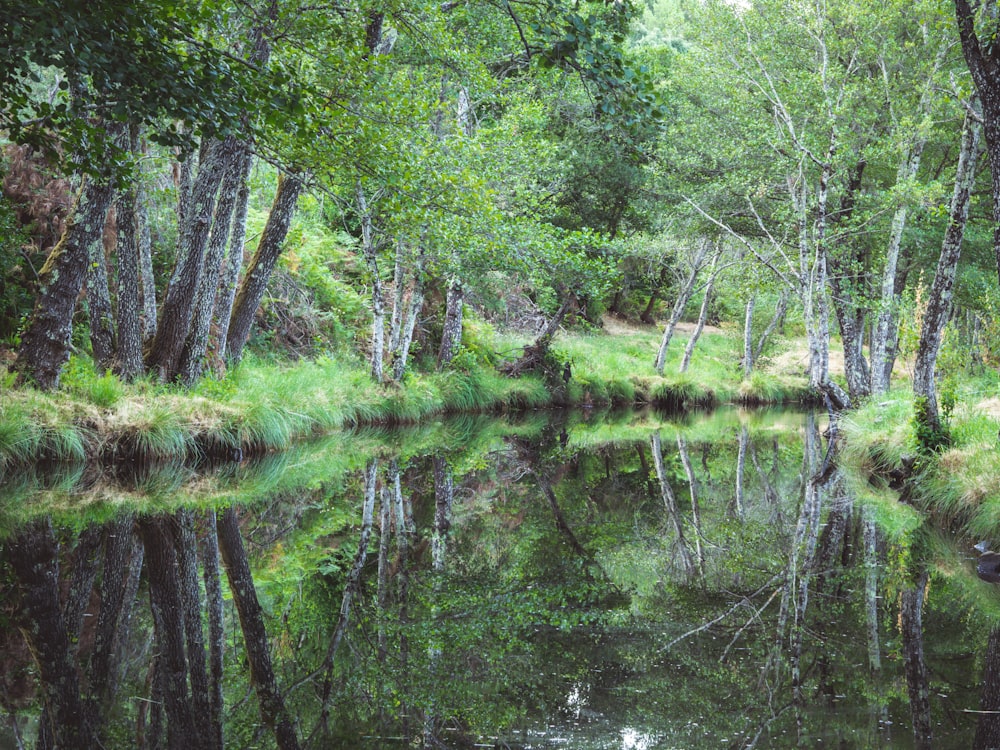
left=1, top=0, right=998, bottom=439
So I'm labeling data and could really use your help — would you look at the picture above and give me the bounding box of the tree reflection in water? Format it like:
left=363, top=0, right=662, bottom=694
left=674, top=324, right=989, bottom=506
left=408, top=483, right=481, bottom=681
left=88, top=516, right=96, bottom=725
left=0, top=408, right=993, bottom=748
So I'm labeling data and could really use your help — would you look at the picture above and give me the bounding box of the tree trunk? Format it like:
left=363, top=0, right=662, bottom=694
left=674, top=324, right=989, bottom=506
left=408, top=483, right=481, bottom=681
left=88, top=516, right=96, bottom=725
left=753, top=289, right=788, bottom=364
left=174, top=510, right=215, bottom=749
left=913, top=106, right=981, bottom=439
left=214, top=156, right=253, bottom=357
left=147, top=137, right=233, bottom=380
left=500, top=294, right=573, bottom=377
left=137, top=154, right=158, bottom=341
left=735, top=425, right=748, bottom=519
left=216, top=507, right=301, bottom=750
left=199, top=511, right=226, bottom=750
left=392, top=250, right=425, bottom=382
left=89, top=516, right=140, bottom=706
left=955, top=0, right=1000, bottom=289
left=115, top=145, right=145, bottom=381
left=15, top=177, right=115, bottom=389
left=316, top=459, right=378, bottom=732
left=225, top=172, right=303, bottom=365
left=388, top=241, right=407, bottom=355
left=680, top=253, right=720, bottom=374
left=974, top=626, right=1000, bottom=749
left=639, top=264, right=670, bottom=325
left=652, top=432, right=696, bottom=579
left=178, top=147, right=252, bottom=385
left=863, top=508, right=881, bottom=674
left=355, top=183, right=386, bottom=382
left=654, top=239, right=712, bottom=374
left=437, top=277, right=464, bottom=368
left=5, top=519, right=102, bottom=748
left=901, top=568, right=933, bottom=750
left=676, top=435, right=705, bottom=576
left=138, top=516, right=203, bottom=750
left=741, top=296, right=756, bottom=378
left=86, top=209, right=116, bottom=371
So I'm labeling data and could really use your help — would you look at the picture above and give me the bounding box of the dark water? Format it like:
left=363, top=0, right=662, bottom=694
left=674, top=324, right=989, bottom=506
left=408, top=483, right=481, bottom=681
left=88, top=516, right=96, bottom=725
left=0, top=407, right=992, bottom=749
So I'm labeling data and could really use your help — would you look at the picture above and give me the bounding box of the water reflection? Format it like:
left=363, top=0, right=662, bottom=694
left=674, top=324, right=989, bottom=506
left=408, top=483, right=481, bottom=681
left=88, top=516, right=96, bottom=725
left=0, top=408, right=993, bottom=748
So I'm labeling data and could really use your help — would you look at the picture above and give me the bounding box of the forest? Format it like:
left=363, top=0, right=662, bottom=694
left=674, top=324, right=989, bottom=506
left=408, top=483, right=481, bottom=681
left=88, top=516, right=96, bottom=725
left=1, top=0, right=999, bottom=440
left=5, top=0, right=1000, bottom=748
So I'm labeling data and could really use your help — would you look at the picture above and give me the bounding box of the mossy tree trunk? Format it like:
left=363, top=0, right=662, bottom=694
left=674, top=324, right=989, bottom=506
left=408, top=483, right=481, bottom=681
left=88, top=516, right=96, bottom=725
left=146, top=137, right=234, bottom=381
left=14, top=176, right=115, bottom=389
left=217, top=507, right=301, bottom=750
left=437, top=277, right=464, bottom=368
left=225, top=171, right=303, bottom=365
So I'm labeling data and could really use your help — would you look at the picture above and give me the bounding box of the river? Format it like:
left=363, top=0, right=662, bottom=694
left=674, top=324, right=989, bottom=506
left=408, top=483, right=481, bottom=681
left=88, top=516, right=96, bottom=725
left=0, top=407, right=990, bottom=748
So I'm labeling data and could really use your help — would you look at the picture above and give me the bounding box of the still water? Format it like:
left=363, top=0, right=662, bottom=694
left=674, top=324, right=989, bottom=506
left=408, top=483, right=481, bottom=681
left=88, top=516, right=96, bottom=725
left=0, top=407, right=992, bottom=749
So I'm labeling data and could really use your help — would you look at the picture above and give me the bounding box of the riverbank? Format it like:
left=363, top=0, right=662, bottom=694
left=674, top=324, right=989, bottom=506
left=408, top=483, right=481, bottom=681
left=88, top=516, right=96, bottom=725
left=0, top=324, right=814, bottom=467
left=838, top=376, right=1000, bottom=543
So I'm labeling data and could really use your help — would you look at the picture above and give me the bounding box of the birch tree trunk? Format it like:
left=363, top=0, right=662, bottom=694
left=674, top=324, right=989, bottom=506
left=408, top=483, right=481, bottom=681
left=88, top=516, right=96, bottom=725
left=225, top=172, right=303, bottom=365
left=680, top=251, right=721, bottom=373
left=15, top=176, right=115, bottom=389
left=392, top=250, right=425, bottom=382
left=652, top=432, right=696, bottom=579
left=388, top=241, right=407, bottom=355
left=754, top=291, right=788, bottom=364
left=913, top=106, right=981, bottom=437
left=137, top=161, right=158, bottom=341
left=316, top=459, right=378, bottom=729
left=654, top=239, right=712, bottom=375
left=741, top=296, right=756, bottom=378
left=355, top=183, right=386, bottom=382
left=863, top=508, right=881, bottom=674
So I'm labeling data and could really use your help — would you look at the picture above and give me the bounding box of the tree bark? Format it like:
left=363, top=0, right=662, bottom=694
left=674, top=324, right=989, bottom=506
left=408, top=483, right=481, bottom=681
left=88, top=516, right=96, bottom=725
left=680, top=252, right=720, bottom=373
left=741, top=296, right=756, bottom=378
left=214, top=156, right=253, bottom=356
left=913, top=106, right=981, bottom=437
left=754, top=289, right=788, bottom=364
left=955, top=0, right=1000, bottom=289
left=652, top=432, right=696, bottom=579
left=199, top=510, right=226, bottom=750
left=216, top=507, right=301, bottom=750
left=116, top=125, right=145, bottom=381
left=316, top=459, right=378, bottom=733
left=392, top=250, right=426, bottom=382
left=974, top=626, right=1000, bottom=749
left=89, top=516, right=140, bottom=706
left=901, top=568, right=933, bottom=750
left=137, top=152, right=158, bottom=342
left=174, top=510, right=215, bottom=749
left=5, top=519, right=102, bottom=748
left=14, top=176, right=115, bottom=389
left=654, top=239, right=712, bottom=374
left=178, top=147, right=252, bottom=385
left=138, top=516, right=203, bottom=750
left=86, top=208, right=116, bottom=372
left=147, top=137, right=234, bottom=380
left=225, top=171, right=303, bottom=365
left=437, top=277, right=465, bottom=368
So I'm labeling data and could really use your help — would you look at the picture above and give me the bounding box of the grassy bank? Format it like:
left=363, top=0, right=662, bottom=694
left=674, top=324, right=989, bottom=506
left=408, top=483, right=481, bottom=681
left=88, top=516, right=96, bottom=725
left=0, top=324, right=814, bottom=467
left=839, top=375, right=1000, bottom=542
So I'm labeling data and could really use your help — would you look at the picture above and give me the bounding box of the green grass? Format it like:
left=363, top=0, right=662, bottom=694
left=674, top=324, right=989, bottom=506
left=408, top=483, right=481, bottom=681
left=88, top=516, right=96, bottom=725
left=0, top=323, right=820, bottom=465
